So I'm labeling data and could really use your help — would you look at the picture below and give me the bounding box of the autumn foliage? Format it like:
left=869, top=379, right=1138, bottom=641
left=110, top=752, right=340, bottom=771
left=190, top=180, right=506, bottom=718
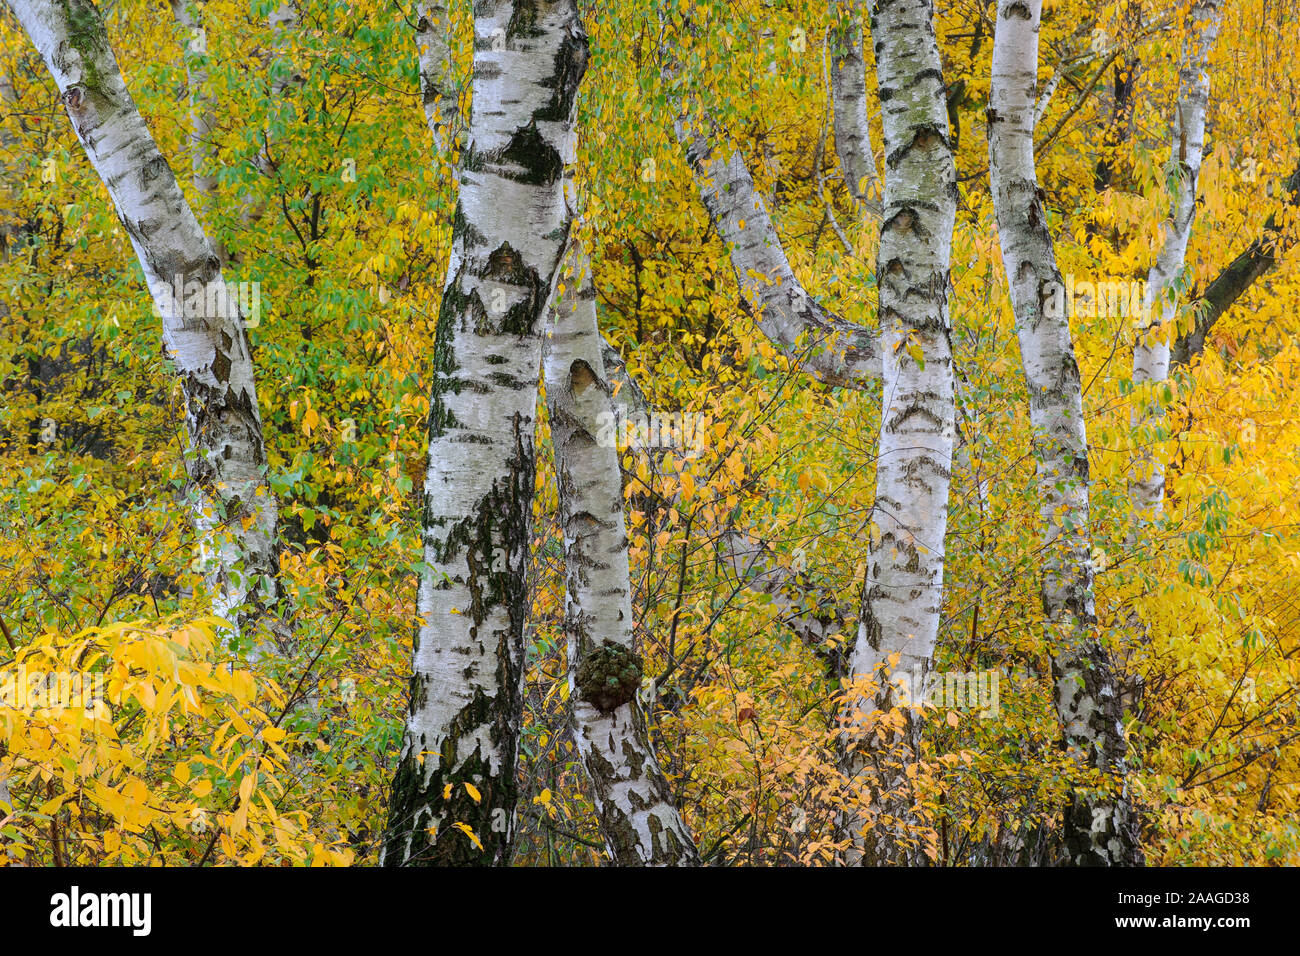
left=2, top=0, right=1299, bottom=865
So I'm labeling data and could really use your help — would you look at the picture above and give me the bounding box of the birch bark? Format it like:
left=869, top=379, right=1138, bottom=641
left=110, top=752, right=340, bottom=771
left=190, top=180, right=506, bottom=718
left=7, top=0, right=284, bottom=646
left=405, top=7, right=695, bottom=862
left=383, top=0, right=587, bottom=867
left=415, top=0, right=459, bottom=156
left=168, top=1, right=217, bottom=223
left=840, top=0, right=958, bottom=866
left=544, top=240, right=700, bottom=865
left=988, top=0, right=1140, bottom=865
left=828, top=0, right=881, bottom=212
left=1130, top=0, right=1220, bottom=518
left=660, top=10, right=880, bottom=388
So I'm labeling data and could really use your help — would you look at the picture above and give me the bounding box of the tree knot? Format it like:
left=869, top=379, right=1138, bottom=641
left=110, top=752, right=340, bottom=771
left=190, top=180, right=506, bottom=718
left=575, top=640, right=643, bottom=712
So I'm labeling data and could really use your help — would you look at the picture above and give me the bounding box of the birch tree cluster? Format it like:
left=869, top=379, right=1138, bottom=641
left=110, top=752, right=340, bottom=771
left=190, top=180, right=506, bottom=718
left=1, top=0, right=1299, bottom=867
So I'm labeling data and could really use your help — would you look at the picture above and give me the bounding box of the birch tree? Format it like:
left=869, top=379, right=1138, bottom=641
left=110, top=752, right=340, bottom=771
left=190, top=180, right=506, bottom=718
left=828, top=0, right=881, bottom=213
left=987, top=0, right=1140, bottom=865
left=660, top=7, right=881, bottom=389
left=7, top=0, right=285, bottom=648
left=840, top=0, right=958, bottom=866
left=406, top=5, right=697, bottom=862
left=383, top=0, right=588, bottom=867
left=1130, top=0, right=1221, bottom=517
left=169, top=1, right=217, bottom=223
left=544, top=240, right=700, bottom=865
left=415, top=0, right=460, bottom=156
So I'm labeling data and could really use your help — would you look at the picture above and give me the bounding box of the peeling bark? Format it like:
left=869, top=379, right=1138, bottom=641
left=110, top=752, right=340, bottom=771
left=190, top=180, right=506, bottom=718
left=841, top=0, right=958, bottom=866
left=383, top=0, right=587, bottom=867
left=988, top=0, right=1140, bottom=866
left=8, top=0, right=284, bottom=647
left=544, top=240, right=699, bottom=866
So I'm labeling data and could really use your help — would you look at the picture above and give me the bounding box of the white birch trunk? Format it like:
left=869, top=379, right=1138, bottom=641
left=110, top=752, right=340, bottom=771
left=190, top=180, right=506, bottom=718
left=988, top=0, right=1140, bottom=866
left=7, top=0, right=284, bottom=646
left=1129, top=0, right=1220, bottom=518
left=415, top=0, right=459, bottom=156
left=409, top=6, right=694, bottom=861
left=169, top=1, right=218, bottom=219
left=383, top=0, right=587, bottom=867
left=544, top=240, right=700, bottom=865
left=841, top=0, right=958, bottom=866
left=828, top=0, right=881, bottom=213
left=660, top=12, right=880, bottom=388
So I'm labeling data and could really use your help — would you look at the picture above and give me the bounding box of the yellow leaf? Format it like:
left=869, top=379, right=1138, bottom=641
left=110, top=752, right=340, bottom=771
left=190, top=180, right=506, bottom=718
left=192, top=779, right=213, bottom=798
left=465, top=782, right=481, bottom=803
left=38, top=794, right=67, bottom=815
left=450, top=821, right=483, bottom=851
